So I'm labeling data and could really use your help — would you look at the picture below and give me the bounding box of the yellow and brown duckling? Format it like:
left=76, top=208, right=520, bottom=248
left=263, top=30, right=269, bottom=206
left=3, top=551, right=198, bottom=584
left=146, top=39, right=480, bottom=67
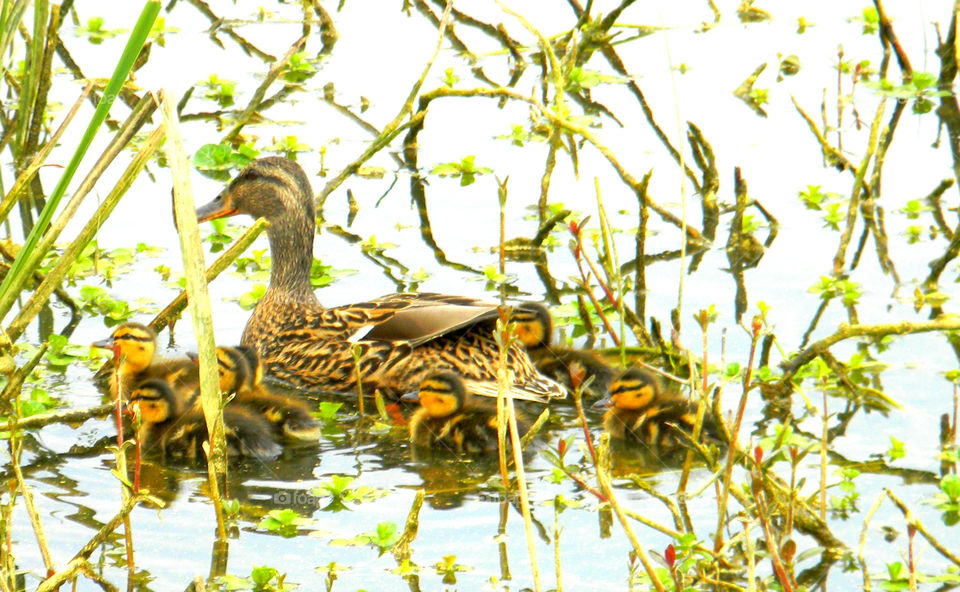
left=195, top=157, right=565, bottom=403
left=127, top=378, right=282, bottom=461
left=512, top=302, right=617, bottom=397
left=93, top=322, right=198, bottom=402
left=189, top=346, right=320, bottom=442
left=597, top=367, right=720, bottom=454
left=402, top=371, right=531, bottom=455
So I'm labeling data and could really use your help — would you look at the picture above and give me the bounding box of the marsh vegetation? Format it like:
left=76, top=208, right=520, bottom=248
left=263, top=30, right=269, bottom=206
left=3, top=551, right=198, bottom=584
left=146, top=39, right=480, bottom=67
left=1, top=1, right=960, bottom=591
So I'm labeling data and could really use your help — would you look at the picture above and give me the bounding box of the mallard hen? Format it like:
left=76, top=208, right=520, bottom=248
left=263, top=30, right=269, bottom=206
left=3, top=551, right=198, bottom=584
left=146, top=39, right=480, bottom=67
left=195, top=157, right=565, bottom=403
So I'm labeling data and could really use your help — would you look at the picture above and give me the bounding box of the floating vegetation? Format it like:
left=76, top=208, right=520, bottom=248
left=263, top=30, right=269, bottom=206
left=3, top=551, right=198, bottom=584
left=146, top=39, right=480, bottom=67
left=1, top=0, right=960, bottom=591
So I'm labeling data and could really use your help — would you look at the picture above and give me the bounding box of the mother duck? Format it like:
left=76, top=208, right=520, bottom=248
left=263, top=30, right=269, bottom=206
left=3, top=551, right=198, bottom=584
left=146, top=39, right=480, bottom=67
left=195, top=157, right=565, bottom=403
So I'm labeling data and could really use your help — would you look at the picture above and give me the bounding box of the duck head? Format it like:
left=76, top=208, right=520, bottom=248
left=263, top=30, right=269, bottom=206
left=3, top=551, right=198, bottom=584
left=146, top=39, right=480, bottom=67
left=196, top=157, right=315, bottom=225
left=511, top=302, right=552, bottom=350
left=410, top=371, right=468, bottom=419
left=92, top=322, right=157, bottom=374
left=187, top=347, right=254, bottom=395
left=594, top=367, right=660, bottom=411
left=127, top=378, right=178, bottom=425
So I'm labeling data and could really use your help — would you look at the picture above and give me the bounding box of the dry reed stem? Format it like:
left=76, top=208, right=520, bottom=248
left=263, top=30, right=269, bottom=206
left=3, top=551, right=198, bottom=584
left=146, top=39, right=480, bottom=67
left=6, top=124, right=166, bottom=342
left=391, top=489, right=425, bottom=563
left=319, top=2, right=451, bottom=204
left=552, top=495, right=563, bottom=592
left=158, top=90, right=227, bottom=539
left=506, top=392, right=541, bottom=592
left=0, top=81, right=91, bottom=223
left=883, top=488, right=960, bottom=567
left=595, top=435, right=665, bottom=592
left=35, top=492, right=162, bottom=592
left=10, top=403, right=113, bottom=430
left=8, top=436, right=54, bottom=574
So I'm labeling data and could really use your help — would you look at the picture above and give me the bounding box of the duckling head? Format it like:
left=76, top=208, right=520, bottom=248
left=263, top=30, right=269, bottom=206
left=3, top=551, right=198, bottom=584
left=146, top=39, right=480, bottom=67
left=196, top=157, right=314, bottom=226
left=92, top=322, right=156, bottom=374
left=234, top=345, right=264, bottom=386
left=608, top=367, right=660, bottom=411
left=417, top=371, right=468, bottom=419
left=511, top=302, right=552, bottom=350
left=216, top=347, right=254, bottom=394
left=127, top=378, right=178, bottom=425
left=187, top=347, right=254, bottom=395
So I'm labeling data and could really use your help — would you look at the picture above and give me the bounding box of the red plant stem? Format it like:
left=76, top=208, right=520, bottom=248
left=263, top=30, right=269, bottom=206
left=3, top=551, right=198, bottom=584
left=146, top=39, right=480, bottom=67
left=572, top=393, right=598, bottom=466
left=753, top=470, right=794, bottom=592
left=714, top=319, right=761, bottom=552
left=112, top=344, right=124, bottom=448
left=563, top=466, right=608, bottom=502
left=571, top=245, right=621, bottom=346
left=133, top=436, right=141, bottom=493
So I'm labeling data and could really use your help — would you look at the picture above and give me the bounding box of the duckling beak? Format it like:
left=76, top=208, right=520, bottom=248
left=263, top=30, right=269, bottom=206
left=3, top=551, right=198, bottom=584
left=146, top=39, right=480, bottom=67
left=591, top=395, right=613, bottom=410
left=91, top=336, right=114, bottom=349
left=186, top=351, right=199, bottom=364
left=196, top=194, right=238, bottom=222
left=399, top=390, right=421, bottom=403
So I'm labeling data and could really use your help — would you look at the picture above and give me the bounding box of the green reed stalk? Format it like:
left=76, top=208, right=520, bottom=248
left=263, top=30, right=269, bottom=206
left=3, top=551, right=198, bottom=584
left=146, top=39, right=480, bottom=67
left=5, top=126, right=165, bottom=342
left=0, top=0, right=29, bottom=64
left=0, top=82, right=93, bottom=226
left=0, top=1, right=159, bottom=325
left=158, top=89, right=227, bottom=539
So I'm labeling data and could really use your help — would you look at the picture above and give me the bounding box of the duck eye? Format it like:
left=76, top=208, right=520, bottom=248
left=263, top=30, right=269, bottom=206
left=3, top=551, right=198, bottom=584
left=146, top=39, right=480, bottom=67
left=242, top=169, right=260, bottom=181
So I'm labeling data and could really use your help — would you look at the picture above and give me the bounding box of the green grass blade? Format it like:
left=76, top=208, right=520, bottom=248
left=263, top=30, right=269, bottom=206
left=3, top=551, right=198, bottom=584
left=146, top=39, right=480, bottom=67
left=0, top=0, right=160, bottom=327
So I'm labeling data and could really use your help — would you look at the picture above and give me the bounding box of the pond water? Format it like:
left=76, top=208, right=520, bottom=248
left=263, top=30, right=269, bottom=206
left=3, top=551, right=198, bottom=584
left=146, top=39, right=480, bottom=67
left=4, top=0, right=960, bottom=590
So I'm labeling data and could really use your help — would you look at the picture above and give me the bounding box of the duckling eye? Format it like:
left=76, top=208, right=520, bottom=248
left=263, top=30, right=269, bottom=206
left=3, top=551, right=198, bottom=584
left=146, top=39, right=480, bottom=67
left=241, top=169, right=260, bottom=181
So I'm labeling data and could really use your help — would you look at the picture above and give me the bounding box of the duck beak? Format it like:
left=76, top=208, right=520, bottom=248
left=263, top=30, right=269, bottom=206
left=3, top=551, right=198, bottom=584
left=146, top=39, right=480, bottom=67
left=196, top=193, right=238, bottom=222
left=399, top=390, right=421, bottom=403
left=186, top=352, right=199, bottom=364
left=591, top=395, right=613, bottom=410
left=91, top=336, right=114, bottom=349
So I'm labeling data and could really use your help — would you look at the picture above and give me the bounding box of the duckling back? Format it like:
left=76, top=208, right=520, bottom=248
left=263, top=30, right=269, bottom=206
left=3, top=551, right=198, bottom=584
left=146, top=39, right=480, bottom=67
left=215, top=346, right=320, bottom=442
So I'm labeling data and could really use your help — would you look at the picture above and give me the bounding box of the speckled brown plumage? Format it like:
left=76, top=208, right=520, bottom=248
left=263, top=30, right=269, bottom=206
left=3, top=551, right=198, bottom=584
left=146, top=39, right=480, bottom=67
left=196, top=157, right=566, bottom=402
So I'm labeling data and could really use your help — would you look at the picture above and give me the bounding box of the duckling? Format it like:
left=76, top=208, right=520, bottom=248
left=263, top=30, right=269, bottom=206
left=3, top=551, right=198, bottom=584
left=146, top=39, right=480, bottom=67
left=189, top=347, right=320, bottom=442
left=598, top=367, right=720, bottom=454
left=402, top=371, right=531, bottom=455
left=92, top=322, right=198, bottom=402
left=195, top=157, right=565, bottom=403
left=127, top=378, right=282, bottom=461
left=512, top=302, right=617, bottom=396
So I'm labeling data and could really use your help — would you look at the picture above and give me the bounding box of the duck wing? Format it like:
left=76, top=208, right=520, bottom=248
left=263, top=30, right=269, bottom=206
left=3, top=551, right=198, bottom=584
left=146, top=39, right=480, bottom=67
left=328, top=292, right=502, bottom=347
